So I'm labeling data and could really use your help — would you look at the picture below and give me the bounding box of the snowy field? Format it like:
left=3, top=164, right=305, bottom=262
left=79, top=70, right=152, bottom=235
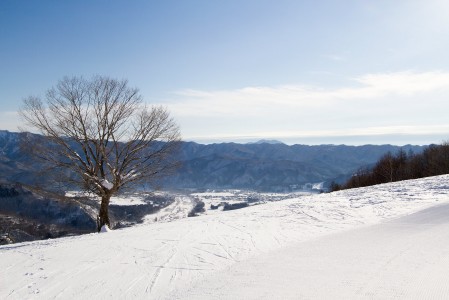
left=66, top=191, right=164, bottom=206
left=2, top=175, right=449, bottom=299
left=190, top=190, right=314, bottom=214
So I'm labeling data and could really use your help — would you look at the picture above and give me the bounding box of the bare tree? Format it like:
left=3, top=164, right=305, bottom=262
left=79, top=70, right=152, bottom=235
left=19, top=76, right=181, bottom=231
left=374, top=152, right=395, bottom=183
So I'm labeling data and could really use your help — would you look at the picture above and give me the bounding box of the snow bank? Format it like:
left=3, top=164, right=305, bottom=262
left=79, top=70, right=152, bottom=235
left=1, top=175, right=449, bottom=299
left=100, top=225, right=111, bottom=233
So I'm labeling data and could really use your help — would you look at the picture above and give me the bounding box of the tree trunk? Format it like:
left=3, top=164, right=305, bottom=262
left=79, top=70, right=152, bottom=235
left=97, top=195, right=111, bottom=232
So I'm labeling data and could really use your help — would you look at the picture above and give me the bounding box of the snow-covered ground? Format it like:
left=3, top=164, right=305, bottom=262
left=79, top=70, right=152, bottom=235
left=190, top=190, right=314, bottom=213
left=2, top=175, right=449, bottom=299
left=66, top=191, right=154, bottom=206
left=144, top=196, right=195, bottom=223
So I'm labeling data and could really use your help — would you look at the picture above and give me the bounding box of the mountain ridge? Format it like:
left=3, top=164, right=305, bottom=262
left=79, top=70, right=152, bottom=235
left=0, top=130, right=425, bottom=191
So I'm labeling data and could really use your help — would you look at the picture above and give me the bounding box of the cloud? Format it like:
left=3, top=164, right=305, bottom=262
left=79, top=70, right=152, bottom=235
left=353, top=71, right=449, bottom=97
left=164, top=70, right=449, bottom=115
left=187, top=125, right=449, bottom=141
left=0, top=111, right=20, bottom=132
left=158, top=71, right=449, bottom=143
left=4, top=71, right=448, bottom=145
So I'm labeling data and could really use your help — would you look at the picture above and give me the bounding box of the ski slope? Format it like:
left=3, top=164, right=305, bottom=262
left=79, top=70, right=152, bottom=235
left=1, top=175, right=449, bottom=299
left=177, top=203, right=449, bottom=299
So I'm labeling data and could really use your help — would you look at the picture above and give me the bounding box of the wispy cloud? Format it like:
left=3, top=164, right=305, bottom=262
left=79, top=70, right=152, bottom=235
left=0, top=111, right=20, bottom=132
left=158, top=71, right=449, bottom=143
left=187, top=125, right=449, bottom=141
left=4, top=71, right=449, bottom=144
left=164, top=70, right=449, bottom=115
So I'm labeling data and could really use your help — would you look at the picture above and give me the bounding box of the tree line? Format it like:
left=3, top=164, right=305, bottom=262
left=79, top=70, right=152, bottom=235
left=331, top=141, right=449, bottom=192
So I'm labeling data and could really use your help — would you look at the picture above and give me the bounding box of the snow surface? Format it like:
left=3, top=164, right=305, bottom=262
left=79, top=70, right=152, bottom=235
left=2, top=175, right=449, bottom=299
left=100, top=179, right=113, bottom=190
left=144, top=196, right=195, bottom=223
left=190, top=190, right=314, bottom=216
left=100, top=225, right=111, bottom=233
left=66, top=191, right=149, bottom=206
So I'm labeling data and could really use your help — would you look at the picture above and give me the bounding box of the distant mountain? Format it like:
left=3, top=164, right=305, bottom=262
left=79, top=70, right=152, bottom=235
left=0, top=130, right=426, bottom=192
left=167, top=141, right=424, bottom=191
left=248, top=139, right=285, bottom=145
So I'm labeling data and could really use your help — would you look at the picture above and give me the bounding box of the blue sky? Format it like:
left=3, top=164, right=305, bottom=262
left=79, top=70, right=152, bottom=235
left=1, top=0, right=449, bottom=145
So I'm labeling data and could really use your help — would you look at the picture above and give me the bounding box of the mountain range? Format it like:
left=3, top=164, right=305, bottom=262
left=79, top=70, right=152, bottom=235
left=0, top=130, right=425, bottom=192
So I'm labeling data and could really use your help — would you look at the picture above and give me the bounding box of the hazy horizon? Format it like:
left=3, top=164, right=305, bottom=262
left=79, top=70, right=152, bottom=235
left=1, top=128, right=441, bottom=147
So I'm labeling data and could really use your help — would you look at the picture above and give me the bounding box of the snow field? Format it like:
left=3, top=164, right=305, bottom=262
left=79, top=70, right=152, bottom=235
left=1, top=175, right=449, bottom=299
left=144, top=196, right=195, bottom=223
left=177, top=203, right=449, bottom=299
left=66, top=191, right=150, bottom=206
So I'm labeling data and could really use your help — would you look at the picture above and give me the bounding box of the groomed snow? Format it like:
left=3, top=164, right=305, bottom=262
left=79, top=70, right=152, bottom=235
left=2, top=175, right=449, bottom=299
left=178, top=203, right=449, bottom=299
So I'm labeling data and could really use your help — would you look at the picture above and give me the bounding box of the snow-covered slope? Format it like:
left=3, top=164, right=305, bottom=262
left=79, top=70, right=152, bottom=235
left=1, top=175, right=449, bottom=299
left=179, top=202, right=449, bottom=300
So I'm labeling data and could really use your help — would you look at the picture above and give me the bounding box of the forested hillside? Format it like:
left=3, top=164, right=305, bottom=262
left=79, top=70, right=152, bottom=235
left=332, top=142, right=449, bottom=191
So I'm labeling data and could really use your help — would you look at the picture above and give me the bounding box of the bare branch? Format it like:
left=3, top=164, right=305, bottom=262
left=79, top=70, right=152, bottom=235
left=19, top=76, right=181, bottom=229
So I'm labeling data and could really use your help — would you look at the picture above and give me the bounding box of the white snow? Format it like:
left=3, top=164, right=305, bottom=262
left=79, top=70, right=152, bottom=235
left=2, top=175, right=449, bottom=299
left=101, top=179, right=113, bottom=190
left=66, top=191, right=148, bottom=206
left=122, top=170, right=140, bottom=181
left=109, top=194, right=147, bottom=206
left=144, top=196, right=195, bottom=223
left=191, top=191, right=236, bottom=197
left=178, top=202, right=449, bottom=299
left=312, top=181, right=325, bottom=189
left=190, top=189, right=313, bottom=216
left=100, top=225, right=111, bottom=233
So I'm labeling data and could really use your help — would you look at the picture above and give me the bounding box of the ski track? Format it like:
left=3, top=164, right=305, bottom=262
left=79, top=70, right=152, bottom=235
left=1, top=175, right=449, bottom=299
left=176, top=203, right=449, bottom=299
